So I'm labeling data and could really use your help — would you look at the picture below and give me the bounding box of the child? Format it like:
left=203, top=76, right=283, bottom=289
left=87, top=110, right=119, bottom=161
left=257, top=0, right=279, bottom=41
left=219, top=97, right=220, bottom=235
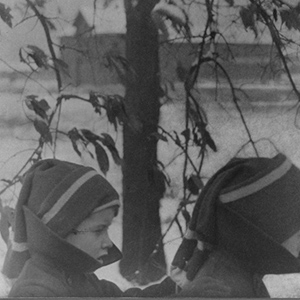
left=171, top=153, right=300, bottom=297
left=3, top=159, right=175, bottom=297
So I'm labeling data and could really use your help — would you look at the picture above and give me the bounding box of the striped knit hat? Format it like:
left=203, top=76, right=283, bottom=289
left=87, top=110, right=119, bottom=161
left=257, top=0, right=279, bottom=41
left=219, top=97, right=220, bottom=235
left=171, top=153, right=300, bottom=287
left=2, top=159, right=120, bottom=279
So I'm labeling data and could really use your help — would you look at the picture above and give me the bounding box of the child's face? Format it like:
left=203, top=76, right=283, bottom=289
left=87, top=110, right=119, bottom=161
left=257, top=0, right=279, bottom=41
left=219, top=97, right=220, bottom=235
left=66, top=207, right=115, bottom=260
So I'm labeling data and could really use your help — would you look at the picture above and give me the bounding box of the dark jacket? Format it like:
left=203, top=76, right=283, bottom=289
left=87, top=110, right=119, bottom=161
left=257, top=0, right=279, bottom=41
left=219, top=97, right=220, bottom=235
left=177, top=249, right=269, bottom=298
left=9, top=254, right=175, bottom=297
left=172, top=201, right=300, bottom=298
left=9, top=254, right=124, bottom=297
left=9, top=207, right=175, bottom=297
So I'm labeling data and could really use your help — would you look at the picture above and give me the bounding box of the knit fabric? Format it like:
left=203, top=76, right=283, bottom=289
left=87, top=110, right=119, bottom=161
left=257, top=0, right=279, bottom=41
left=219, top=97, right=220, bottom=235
left=171, top=153, right=300, bottom=288
left=2, top=159, right=120, bottom=279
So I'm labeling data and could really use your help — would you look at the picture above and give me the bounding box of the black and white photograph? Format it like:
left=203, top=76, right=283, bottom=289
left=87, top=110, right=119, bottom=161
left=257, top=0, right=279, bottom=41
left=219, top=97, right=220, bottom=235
left=0, top=0, right=300, bottom=297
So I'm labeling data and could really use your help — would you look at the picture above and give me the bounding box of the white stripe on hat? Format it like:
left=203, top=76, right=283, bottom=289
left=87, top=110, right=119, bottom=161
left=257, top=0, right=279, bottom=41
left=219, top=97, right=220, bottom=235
left=220, top=158, right=292, bottom=203
left=42, top=170, right=98, bottom=224
left=91, top=199, right=120, bottom=214
left=10, top=230, right=28, bottom=252
left=12, top=241, right=28, bottom=252
left=197, top=240, right=204, bottom=251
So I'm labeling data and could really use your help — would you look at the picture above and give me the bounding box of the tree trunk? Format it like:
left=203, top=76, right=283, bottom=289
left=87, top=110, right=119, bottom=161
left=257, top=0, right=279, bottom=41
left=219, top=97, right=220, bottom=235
left=120, top=0, right=166, bottom=285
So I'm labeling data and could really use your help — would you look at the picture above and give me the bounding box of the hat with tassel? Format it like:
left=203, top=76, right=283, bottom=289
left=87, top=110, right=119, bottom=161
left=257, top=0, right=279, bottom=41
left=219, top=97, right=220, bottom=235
left=171, top=153, right=300, bottom=287
left=2, top=159, right=121, bottom=279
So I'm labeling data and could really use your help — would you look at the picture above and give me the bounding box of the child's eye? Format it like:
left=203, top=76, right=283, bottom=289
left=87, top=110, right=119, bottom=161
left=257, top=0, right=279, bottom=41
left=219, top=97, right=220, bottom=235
left=71, top=225, right=108, bottom=235
left=93, top=226, right=107, bottom=235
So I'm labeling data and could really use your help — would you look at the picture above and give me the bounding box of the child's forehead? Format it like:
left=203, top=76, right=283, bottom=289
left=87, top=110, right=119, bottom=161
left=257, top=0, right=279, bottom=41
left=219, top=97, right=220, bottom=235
left=77, top=207, right=115, bottom=228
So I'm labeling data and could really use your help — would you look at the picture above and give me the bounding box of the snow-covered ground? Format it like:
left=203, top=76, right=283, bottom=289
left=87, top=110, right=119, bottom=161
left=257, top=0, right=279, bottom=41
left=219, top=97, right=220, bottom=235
left=1, top=80, right=300, bottom=296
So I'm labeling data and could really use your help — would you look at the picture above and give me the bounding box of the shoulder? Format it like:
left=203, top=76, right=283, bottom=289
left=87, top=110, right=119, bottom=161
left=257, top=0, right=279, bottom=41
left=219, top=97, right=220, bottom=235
left=8, top=260, right=69, bottom=297
left=9, top=282, right=59, bottom=297
left=178, top=250, right=256, bottom=297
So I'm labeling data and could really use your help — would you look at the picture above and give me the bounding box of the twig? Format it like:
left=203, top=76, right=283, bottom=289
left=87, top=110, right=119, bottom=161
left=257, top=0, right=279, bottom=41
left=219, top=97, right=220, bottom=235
left=215, top=60, right=259, bottom=157
left=158, top=126, right=198, bottom=173
left=0, top=144, right=43, bottom=196
left=26, top=0, right=62, bottom=92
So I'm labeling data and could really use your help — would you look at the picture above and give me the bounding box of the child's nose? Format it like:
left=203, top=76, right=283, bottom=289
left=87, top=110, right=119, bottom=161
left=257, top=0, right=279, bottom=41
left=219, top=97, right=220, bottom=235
left=102, top=232, right=113, bottom=248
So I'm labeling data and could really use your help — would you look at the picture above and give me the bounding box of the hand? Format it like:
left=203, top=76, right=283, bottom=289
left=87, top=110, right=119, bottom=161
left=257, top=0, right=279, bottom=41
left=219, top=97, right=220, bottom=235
left=178, top=276, right=232, bottom=298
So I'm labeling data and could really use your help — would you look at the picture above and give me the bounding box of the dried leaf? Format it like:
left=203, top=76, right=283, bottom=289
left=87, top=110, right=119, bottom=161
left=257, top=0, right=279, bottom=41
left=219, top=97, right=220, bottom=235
left=181, top=128, right=190, bottom=142
left=27, top=45, right=49, bottom=69
left=33, top=119, right=52, bottom=144
left=181, top=209, right=191, bottom=224
left=80, top=129, right=100, bottom=143
left=273, top=8, right=278, bottom=22
left=204, top=129, right=217, bottom=152
left=190, top=174, right=204, bottom=189
left=68, top=129, right=82, bottom=157
left=25, top=95, right=38, bottom=110
left=94, top=142, right=109, bottom=175
left=89, top=92, right=102, bottom=115
left=185, top=64, right=198, bottom=91
left=19, top=48, right=26, bottom=64
left=151, top=132, right=168, bottom=142
left=38, top=99, right=50, bottom=111
left=109, top=147, right=122, bottom=166
left=26, top=97, right=50, bottom=120
left=186, top=174, right=203, bottom=195
left=100, top=133, right=122, bottom=165
left=240, top=5, right=258, bottom=37
left=0, top=2, right=12, bottom=28
left=105, top=98, right=118, bottom=130
left=71, top=139, right=81, bottom=157
left=100, top=133, right=115, bottom=148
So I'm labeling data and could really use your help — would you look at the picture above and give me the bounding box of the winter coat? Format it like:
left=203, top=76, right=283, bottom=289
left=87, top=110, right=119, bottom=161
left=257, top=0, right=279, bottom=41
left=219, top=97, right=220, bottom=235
left=9, top=254, right=175, bottom=297
left=177, top=249, right=269, bottom=298
left=9, top=253, right=124, bottom=297
left=171, top=200, right=300, bottom=298
left=8, top=206, right=175, bottom=297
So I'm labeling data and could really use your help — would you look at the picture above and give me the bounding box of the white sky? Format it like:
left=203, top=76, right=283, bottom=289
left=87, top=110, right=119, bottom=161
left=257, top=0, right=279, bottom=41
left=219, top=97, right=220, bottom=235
left=0, top=0, right=300, bottom=67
